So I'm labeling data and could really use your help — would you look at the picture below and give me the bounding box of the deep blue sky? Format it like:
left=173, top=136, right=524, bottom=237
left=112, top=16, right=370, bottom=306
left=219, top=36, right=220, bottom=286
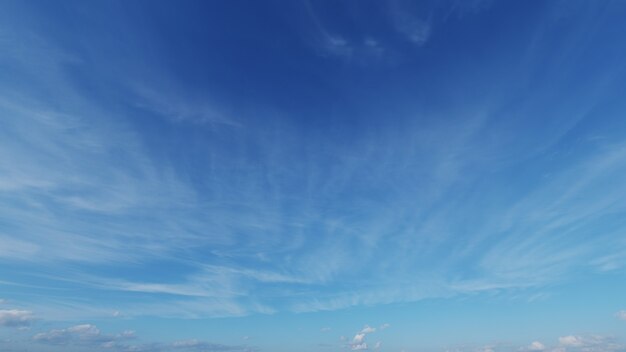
left=2, top=1, right=626, bottom=352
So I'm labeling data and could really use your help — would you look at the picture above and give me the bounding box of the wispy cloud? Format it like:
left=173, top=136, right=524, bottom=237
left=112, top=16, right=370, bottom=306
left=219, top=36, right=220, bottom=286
left=389, top=6, right=431, bottom=45
left=1, top=0, right=625, bottom=329
left=132, top=84, right=242, bottom=127
left=298, top=1, right=434, bottom=65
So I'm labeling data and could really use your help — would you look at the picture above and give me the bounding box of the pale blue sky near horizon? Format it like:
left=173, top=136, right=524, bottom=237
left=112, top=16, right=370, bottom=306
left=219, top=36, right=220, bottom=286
left=1, top=0, right=626, bottom=351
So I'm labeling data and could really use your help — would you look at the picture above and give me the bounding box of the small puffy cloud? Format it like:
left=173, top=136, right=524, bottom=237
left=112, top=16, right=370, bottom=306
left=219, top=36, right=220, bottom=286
left=374, top=341, right=382, bottom=350
left=616, top=310, right=626, bottom=321
left=360, top=325, right=376, bottom=334
left=559, top=336, right=584, bottom=347
left=528, top=341, right=546, bottom=351
left=379, top=323, right=390, bottom=330
left=556, top=335, right=623, bottom=352
left=352, top=342, right=368, bottom=350
left=353, top=333, right=366, bottom=344
left=0, top=309, right=34, bottom=328
left=68, top=324, right=100, bottom=335
left=346, top=324, right=380, bottom=350
left=119, top=330, right=136, bottom=339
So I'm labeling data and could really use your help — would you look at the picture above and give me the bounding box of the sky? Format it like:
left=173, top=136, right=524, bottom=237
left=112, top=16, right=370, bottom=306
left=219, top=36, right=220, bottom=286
left=1, top=0, right=626, bottom=351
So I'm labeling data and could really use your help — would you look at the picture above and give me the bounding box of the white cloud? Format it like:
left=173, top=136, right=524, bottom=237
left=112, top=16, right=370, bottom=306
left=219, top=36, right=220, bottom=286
left=528, top=341, right=546, bottom=351
left=353, top=333, right=366, bottom=344
left=33, top=324, right=134, bottom=347
left=67, top=324, right=100, bottom=334
left=0, top=309, right=34, bottom=328
left=379, top=323, right=390, bottom=330
left=360, top=325, right=376, bottom=334
left=321, top=327, right=331, bottom=332
left=352, top=342, right=368, bottom=350
left=616, top=310, right=626, bottom=320
left=559, top=336, right=584, bottom=347
left=347, top=324, right=380, bottom=351
left=32, top=322, right=251, bottom=352
left=555, top=335, right=623, bottom=351
left=172, top=339, right=205, bottom=348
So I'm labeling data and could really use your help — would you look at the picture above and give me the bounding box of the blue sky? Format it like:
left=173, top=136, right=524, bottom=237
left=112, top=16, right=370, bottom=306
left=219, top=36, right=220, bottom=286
left=1, top=0, right=626, bottom=351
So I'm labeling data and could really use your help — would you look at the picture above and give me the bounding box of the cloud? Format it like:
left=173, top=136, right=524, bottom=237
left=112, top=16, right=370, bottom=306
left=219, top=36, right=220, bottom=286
left=379, top=323, right=390, bottom=330
left=321, top=327, right=332, bottom=332
left=32, top=324, right=253, bottom=352
left=559, top=336, right=584, bottom=347
left=389, top=5, right=431, bottom=45
left=0, top=310, right=34, bottom=328
left=353, top=333, right=366, bottom=344
left=33, top=324, right=135, bottom=347
left=3, top=0, right=626, bottom=325
left=449, top=339, right=612, bottom=352
left=128, top=339, right=255, bottom=352
left=169, top=339, right=252, bottom=351
left=615, top=310, right=626, bottom=320
left=360, top=325, right=376, bottom=334
left=301, top=1, right=353, bottom=59
left=346, top=324, right=379, bottom=350
left=132, top=84, right=240, bottom=127
left=352, top=342, right=368, bottom=350
left=525, top=341, right=546, bottom=351
left=556, top=335, right=623, bottom=352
